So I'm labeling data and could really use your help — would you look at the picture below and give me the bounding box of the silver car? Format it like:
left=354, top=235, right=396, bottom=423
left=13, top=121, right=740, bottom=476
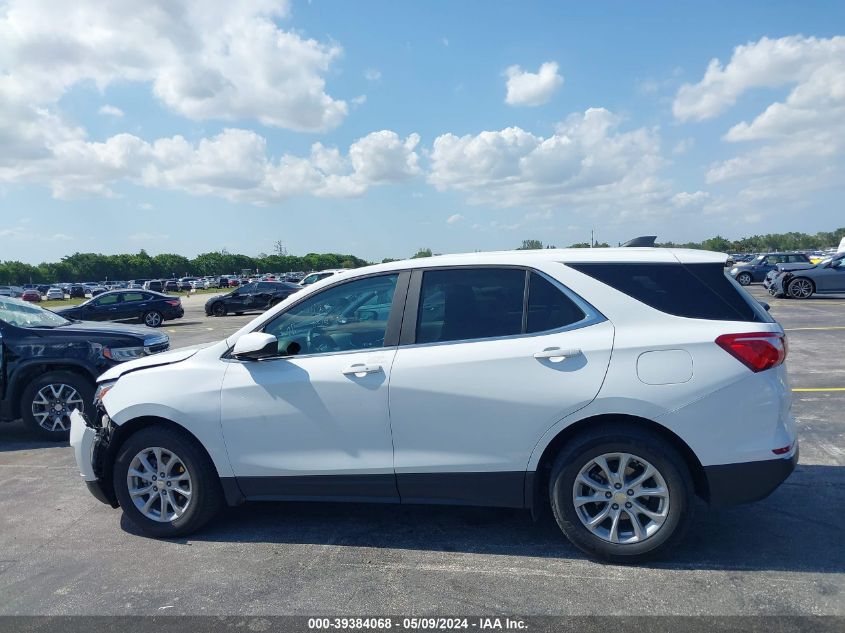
left=770, top=254, right=845, bottom=298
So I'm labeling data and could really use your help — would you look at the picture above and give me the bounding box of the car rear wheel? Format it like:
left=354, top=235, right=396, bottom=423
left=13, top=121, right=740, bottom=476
left=21, top=371, right=94, bottom=441
left=113, top=425, right=223, bottom=537
left=736, top=272, right=753, bottom=286
left=787, top=277, right=814, bottom=299
left=212, top=302, right=226, bottom=317
left=143, top=311, right=163, bottom=327
left=549, top=426, right=694, bottom=563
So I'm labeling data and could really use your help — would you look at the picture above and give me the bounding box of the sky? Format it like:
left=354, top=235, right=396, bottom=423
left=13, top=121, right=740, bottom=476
left=1, top=0, right=844, bottom=264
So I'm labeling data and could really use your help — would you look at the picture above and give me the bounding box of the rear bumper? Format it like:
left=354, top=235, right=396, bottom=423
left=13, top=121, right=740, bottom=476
left=704, top=445, right=798, bottom=506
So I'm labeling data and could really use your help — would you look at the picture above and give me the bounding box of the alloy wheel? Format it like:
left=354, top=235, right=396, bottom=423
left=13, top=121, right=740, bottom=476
left=737, top=273, right=752, bottom=286
left=127, top=446, right=193, bottom=522
left=31, top=383, right=83, bottom=432
left=789, top=278, right=813, bottom=299
left=144, top=311, right=162, bottom=327
left=572, top=452, right=670, bottom=544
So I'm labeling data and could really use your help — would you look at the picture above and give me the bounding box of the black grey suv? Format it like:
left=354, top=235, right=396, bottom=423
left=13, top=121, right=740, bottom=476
left=0, top=296, right=168, bottom=440
left=728, top=252, right=811, bottom=286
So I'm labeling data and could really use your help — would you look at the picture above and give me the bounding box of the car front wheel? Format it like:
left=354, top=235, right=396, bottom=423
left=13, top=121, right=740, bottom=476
left=113, top=424, right=223, bottom=537
left=549, top=426, right=693, bottom=563
left=212, top=302, right=226, bottom=317
left=787, top=277, right=814, bottom=299
left=736, top=272, right=753, bottom=286
left=21, top=370, right=94, bottom=441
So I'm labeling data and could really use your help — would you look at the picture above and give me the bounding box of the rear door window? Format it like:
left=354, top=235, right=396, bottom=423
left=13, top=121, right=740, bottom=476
left=416, top=268, right=525, bottom=343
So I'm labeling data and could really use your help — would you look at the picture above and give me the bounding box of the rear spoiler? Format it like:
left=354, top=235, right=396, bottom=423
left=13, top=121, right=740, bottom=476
left=621, top=236, right=657, bottom=247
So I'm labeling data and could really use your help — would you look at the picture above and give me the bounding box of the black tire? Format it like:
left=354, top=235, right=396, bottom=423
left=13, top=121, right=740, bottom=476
left=21, top=370, right=94, bottom=441
left=113, top=424, right=223, bottom=538
left=549, top=425, right=694, bottom=563
left=212, top=302, right=226, bottom=317
left=736, top=272, right=753, bottom=286
left=787, top=277, right=814, bottom=300
left=143, top=311, right=163, bottom=328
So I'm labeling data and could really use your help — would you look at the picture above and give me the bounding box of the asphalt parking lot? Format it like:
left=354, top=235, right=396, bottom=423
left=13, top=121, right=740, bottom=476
left=0, top=288, right=843, bottom=616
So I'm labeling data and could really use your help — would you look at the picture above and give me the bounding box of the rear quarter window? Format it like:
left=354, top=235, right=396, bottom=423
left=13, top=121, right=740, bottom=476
left=567, top=262, right=772, bottom=323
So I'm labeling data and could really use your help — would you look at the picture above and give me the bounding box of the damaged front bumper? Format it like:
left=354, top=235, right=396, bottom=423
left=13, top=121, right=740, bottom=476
left=69, top=408, right=119, bottom=507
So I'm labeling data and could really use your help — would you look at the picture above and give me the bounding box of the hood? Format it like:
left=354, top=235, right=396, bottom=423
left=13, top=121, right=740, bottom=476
left=98, top=343, right=208, bottom=382
left=58, top=319, right=164, bottom=340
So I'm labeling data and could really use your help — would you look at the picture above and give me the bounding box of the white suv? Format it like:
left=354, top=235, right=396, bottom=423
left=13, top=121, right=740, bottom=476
left=70, top=248, right=796, bottom=561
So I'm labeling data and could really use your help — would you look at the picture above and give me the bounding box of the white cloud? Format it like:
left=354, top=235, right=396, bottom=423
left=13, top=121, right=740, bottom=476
left=0, top=126, right=423, bottom=203
left=446, top=213, right=465, bottom=224
left=504, top=62, right=563, bottom=107
left=351, top=95, right=367, bottom=107
left=0, top=0, right=347, bottom=132
left=364, top=68, right=382, bottom=81
left=98, top=105, right=124, bottom=118
left=46, top=233, right=73, bottom=241
left=671, top=191, right=709, bottom=207
left=429, top=108, right=669, bottom=214
left=673, top=36, right=845, bottom=123
left=138, top=202, right=153, bottom=210
left=677, top=35, right=845, bottom=204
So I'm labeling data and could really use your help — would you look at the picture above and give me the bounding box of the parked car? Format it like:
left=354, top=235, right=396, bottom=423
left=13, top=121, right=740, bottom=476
left=21, top=289, right=41, bottom=302
left=127, top=280, right=148, bottom=290
left=728, top=252, right=811, bottom=286
left=143, top=280, right=164, bottom=293
left=178, top=277, right=199, bottom=291
left=164, top=280, right=179, bottom=292
left=227, top=278, right=241, bottom=288
left=769, top=253, right=845, bottom=299
left=36, top=285, right=51, bottom=295
left=189, top=279, right=207, bottom=290
left=300, top=269, right=346, bottom=286
left=0, top=295, right=168, bottom=439
left=0, top=286, right=14, bottom=297
left=204, top=281, right=300, bottom=317
left=45, top=287, right=65, bottom=301
left=56, top=290, right=184, bottom=328
left=71, top=248, right=796, bottom=561
left=90, top=286, right=107, bottom=297
left=69, top=285, right=87, bottom=299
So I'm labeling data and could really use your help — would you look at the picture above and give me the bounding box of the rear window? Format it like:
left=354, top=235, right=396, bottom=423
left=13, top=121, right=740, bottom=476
left=567, top=262, right=772, bottom=322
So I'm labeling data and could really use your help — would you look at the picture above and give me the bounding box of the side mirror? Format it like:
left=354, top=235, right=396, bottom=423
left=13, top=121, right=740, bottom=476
left=232, top=332, right=278, bottom=361
left=759, top=301, right=771, bottom=312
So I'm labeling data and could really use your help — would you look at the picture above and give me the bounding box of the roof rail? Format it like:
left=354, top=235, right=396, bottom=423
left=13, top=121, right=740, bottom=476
left=620, top=236, right=657, bottom=247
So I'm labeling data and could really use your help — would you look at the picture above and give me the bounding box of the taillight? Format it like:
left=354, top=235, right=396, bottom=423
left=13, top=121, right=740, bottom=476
left=166, top=299, right=181, bottom=307
left=715, top=332, right=787, bottom=372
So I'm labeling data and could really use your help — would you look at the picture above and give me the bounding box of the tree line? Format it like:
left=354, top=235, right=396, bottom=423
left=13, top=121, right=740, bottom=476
left=2, top=227, right=843, bottom=285
left=0, top=250, right=368, bottom=285
left=515, top=228, right=845, bottom=253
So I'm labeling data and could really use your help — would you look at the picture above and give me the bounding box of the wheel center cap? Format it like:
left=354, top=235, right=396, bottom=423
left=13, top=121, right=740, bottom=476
left=614, top=492, right=627, bottom=504
left=54, top=404, right=63, bottom=412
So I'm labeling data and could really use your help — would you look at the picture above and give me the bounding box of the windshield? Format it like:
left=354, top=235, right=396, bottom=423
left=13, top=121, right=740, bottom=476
left=0, top=296, right=71, bottom=328
left=751, top=256, right=766, bottom=264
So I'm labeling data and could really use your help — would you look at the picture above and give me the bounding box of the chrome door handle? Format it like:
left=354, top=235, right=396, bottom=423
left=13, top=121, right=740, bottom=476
left=533, top=347, right=582, bottom=363
left=342, top=363, right=383, bottom=377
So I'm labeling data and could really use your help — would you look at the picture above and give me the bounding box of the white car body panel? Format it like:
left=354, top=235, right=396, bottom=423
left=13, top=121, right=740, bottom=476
left=389, top=320, right=614, bottom=474
left=219, top=349, right=397, bottom=478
